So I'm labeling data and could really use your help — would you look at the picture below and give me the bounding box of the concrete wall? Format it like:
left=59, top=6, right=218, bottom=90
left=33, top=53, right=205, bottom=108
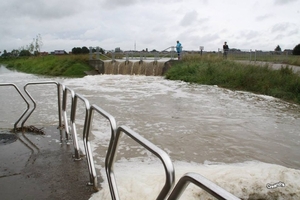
left=88, top=59, right=175, bottom=76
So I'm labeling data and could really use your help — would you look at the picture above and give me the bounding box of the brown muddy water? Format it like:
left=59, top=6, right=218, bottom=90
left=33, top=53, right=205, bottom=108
left=1, top=65, right=300, bottom=199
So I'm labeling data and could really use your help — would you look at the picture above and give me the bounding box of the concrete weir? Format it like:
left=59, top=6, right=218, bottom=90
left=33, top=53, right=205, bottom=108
left=88, top=59, right=173, bottom=76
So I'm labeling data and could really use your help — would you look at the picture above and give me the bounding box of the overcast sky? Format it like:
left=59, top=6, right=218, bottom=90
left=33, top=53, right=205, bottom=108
left=0, top=0, right=299, bottom=53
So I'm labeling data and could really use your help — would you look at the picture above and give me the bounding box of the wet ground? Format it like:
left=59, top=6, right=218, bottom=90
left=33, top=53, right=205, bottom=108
left=0, top=127, right=97, bottom=200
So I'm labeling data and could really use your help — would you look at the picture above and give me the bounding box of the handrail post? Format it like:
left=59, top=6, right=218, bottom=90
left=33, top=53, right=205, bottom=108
left=0, top=83, right=30, bottom=132
left=62, top=85, right=74, bottom=144
left=171, top=46, right=175, bottom=60
left=23, top=81, right=62, bottom=133
left=72, top=93, right=91, bottom=161
left=108, top=125, right=175, bottom=200
left=86, top=104, right=117, bottom=193
left=96, top=46, right=100, bottom=60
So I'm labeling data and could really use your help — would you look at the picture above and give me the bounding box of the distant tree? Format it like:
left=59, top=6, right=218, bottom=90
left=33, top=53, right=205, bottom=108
left=11, top=49, right=20, bottom=57
left=275, top=45, right=282, bottom=52
left=99, top=48, right=105, bottom=54
left=2, top=50, right=7, bottom=56
left=292, top=44, right=300, bottom=55
left=27, top=42, right=34, bottom=54
left=34, top=34, right=43, bottom=54
left=72, top=46, right=104, bottom=54
left=72, top=47, right=82, bottom=54
left=81, top=46, right=89, bottom=54
left=25, top=34, right=43, bottom=55
left=19, top=49, right=31, bottom=57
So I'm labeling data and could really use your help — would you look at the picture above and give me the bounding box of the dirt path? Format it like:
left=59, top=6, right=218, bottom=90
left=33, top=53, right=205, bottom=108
left=235, top=60, right=300, bottom=74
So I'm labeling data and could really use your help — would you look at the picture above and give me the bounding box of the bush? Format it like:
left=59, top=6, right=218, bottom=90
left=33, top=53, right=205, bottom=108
left=165, top=54, right=300, bottom=104
left=292, top=44, right=300, bottom=55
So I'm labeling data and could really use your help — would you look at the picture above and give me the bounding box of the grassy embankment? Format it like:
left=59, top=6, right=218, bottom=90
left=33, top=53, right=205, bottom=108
left=0, top=54, right=92, bottom=77
left=165, top=54, right=300, bottom=104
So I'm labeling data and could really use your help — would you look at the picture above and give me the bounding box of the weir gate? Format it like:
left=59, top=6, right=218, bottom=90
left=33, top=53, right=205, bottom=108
left=88, top=46, right=179, bottom=76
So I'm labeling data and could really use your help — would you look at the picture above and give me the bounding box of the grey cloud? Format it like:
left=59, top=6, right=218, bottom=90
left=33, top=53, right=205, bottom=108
left=288, top=29, right=299, bottom=36
left=200, top=33, right=219, bottom=42
left=1, top=0, right=83, bottom=20
left=255, top=14, right=273, bottom=21
left=271, top=23, right=291, bottom=32
left=237, top=30, right=260, bottom=41
left=274, top=0, right=298, bottom=5
left=100, top=0, right=139, bottom=9
left=273, top=34, right=284, bottom=40
left=99, top=0, right=184, bottom=9
left=180, top=10, right=198, bottom=27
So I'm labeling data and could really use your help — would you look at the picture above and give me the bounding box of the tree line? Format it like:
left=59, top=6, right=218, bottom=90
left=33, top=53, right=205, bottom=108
left=1, top=34, right=43, bottom=57
left=1, top=45, right=105, bottom=57
left=71, top=47, right=104, bottom=54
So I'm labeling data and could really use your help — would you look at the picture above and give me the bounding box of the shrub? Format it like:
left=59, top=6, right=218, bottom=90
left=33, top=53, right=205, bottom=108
left=292, top=44, right=300, bottom=55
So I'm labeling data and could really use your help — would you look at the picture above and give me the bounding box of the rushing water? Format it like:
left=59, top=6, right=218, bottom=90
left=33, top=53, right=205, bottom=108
left=1, top=65, right=300, bottom=199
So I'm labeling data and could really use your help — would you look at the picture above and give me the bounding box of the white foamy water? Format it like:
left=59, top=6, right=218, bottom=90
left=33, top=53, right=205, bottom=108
left=90, top=160, right=300, bottom=200
left=1, top=66, right=300, bottom=199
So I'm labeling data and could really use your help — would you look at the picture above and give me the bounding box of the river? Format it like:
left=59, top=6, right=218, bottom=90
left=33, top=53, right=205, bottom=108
left=0, top=65, right=299, bottom=199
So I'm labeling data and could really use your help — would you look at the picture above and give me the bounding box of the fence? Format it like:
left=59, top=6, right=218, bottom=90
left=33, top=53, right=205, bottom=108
left=217, top=48, right=293, bottom=63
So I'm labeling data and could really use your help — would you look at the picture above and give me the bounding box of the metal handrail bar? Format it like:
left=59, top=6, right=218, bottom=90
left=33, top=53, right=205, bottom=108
left=0, top=83, right=30, bottom=132
left=161, top=46, right=175, bottom=52
left=71, top=93, right=97, bottom=183
left=159, top=46, right=176, bottom=60
left=96, top=46, right=177, bottom=62
left=167, top=172, right=240, bottom=200
left=86, top=104, right=117, bottom=193
left=62, top=85, right=74, bottom=143
left=99, top=52, right=114, bottom=60
left=62, top=85, right=76, bottom=144
left=108, top=125, right=175, bottom=200
left=23, top=81, right=62, bottom=130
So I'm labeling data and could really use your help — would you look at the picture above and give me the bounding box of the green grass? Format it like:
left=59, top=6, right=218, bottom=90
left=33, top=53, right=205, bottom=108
left=0, top=54, right=93, bottom=77
left=166, top=54, right=300, bottom=104
left=226, top=52, right=300, bottom=66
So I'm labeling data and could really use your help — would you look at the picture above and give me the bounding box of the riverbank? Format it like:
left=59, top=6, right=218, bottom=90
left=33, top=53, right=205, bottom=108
left=0, top=55, right=92, bottom=77
left=165, top=55, right=300, bottom=105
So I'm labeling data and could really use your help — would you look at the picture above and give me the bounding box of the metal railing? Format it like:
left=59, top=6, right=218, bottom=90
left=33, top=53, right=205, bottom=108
left=62, top=85, right=74, bottom=144
left=0, top=83, right=30, bottom=132
left=23, top=81, right=62, bottom=131
left=218, top=48, right=293, bottom=63
left=0, top=81, right=240, bottom=199
left=107, top=125, right=175, bottom=200
left=89, top=46, right=178, bottom=62
left=168, top=173, right=240, bottom=200
left=86, top=104, right=117, bottom=192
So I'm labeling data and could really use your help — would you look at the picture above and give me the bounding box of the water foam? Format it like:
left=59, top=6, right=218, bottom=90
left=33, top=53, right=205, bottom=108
left=90, top=160, right=300, bottom=200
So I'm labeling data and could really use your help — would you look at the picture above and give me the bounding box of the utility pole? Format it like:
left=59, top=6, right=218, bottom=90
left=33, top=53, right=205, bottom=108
left=134, top=41, right=136, bottom=51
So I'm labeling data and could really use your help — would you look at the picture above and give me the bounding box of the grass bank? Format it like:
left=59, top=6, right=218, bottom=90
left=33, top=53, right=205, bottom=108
left=0, top=54, right=92, bottom=77
left=165, top=54, right=300, bottom=104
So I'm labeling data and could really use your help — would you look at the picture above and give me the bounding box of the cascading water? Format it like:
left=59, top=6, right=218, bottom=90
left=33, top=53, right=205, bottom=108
left=101, top=60, right=167, bottom=76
